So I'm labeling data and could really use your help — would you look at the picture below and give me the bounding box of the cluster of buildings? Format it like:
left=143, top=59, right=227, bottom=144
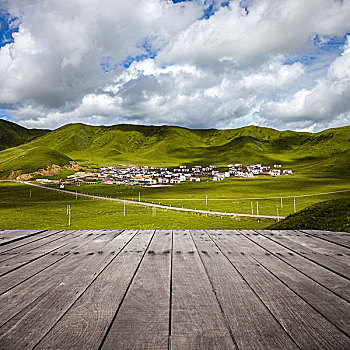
left=95, top=163, right=293, bottom=186
left=36, top=163, right=293, bottom=186
left=97, top=165, right=217, bottom=185
left=228, top=163, right=293, bottom=178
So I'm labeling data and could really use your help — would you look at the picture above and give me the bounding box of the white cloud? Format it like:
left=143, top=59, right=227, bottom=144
left=240, top=60, right=304, bottom=91
left=0, top=0, right=202, bottom=108
left=1, top=0, right=350, bottom=131
left=158, top=0, right=350, bottom=67
left=264, top=36, right=350, bottom=129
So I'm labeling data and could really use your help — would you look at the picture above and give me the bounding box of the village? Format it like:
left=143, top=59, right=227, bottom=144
left=36, top=163, right=293, bottom=186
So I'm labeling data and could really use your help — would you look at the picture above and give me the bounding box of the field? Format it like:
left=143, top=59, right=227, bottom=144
left=0, top=182, right=273, bottom=230
left=1, top=171, right=349, bottom=230
left=62, top=174, right=350, bottom=218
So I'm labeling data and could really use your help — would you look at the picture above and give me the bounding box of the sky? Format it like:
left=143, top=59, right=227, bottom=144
left=0, top=0, right=349, bottom=131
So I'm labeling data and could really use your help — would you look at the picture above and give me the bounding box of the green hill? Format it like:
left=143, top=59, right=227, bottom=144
left=0, top=147, right=72, bottom=178
left=269, top=197, right=350, bottom=232
left=0, top=119, right=48, bottom=151
left=0, top=121, right=349, bottom=177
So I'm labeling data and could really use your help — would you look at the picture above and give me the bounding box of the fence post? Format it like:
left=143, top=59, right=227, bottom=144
left=294, top=197, right=296, bottom=213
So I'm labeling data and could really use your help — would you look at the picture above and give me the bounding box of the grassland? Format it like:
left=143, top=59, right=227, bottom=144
left=269, top=197, right=350, bottom=232
left=0, top=182, right=274, bottom=230
left=60, top=174, right=350, bottom=218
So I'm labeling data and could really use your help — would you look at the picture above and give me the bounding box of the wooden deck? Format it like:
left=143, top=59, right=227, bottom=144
left=0, top=229, right=349, bottom=350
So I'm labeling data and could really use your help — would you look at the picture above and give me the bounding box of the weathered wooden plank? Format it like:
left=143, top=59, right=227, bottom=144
left=237, top=231, right=350, bottom=336
left=171, top=230, right=236, bottom=349
left=34, top=230, right=153, bottom=350
left=0, top=230, right=132, bottom=350
left=0, top=249, right=65, bottom=295
left=272, top=230, right=350, bottom=262
left=0, top=231, right=107, bottom=326
left=0, top=230, right=66, bottom=254
left=258, top=230, right=350, bottom=280
left=0, top=230, right=71, bottom=263
left=100, top=230, right=172, bottom=350
left=0, top=231, right=121, bottom=295
left=243, top=231, right=350, bottom=302
left=0, top=230, right=81, bottom=276
left=190, top=230, right=298, bottom=350
left=208, top=230, right=350, bottom=350
left=0, top=230, right=44, bottom=246
left=300, top=230, right=350, bottom=249
left=1, top=229, right=349, bottom=350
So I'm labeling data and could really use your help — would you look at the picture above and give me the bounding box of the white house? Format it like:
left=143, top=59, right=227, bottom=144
left=190, top=177, right=200, bottom=182
left=234, top=171, right=244, bottom=177
left=244, top=173, right=254, bottom=178
left=213, top=174, right=225, bottom=181
left=283, top=169, right=293, bottom=174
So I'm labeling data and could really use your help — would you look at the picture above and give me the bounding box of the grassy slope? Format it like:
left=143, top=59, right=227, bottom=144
left=0, top=147, right=72, bottom=177
left=269, top=197, right=350, bottom=232
left=0, top=122, right=349, bottom=177
left=0, top=119, right=48, bottom=151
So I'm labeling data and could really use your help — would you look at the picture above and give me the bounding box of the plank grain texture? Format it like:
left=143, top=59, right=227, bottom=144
left=35, top=230, right=153, bottom=350
left=101, top=230, right=172, bottom=350
left=0, top=230, right=349, bottom=350
left=190, top=230, right=298, bottom=350
left=171, top=230, right=237, bottom=349
left=300, top=230, right=350, bottom=249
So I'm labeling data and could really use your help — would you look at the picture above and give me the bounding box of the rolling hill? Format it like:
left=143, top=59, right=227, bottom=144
left=0, top=119, right=48, bottom=151
left=0, top=121, right=349, bottom=178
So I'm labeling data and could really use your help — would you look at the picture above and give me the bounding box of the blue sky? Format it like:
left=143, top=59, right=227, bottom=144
left=0, top=10, right=19, bottom=47
left=0, top=0, right=349, bottom=131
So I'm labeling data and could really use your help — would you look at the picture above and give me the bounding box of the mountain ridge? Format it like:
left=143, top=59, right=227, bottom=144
left=0, top=120, right=349, bottom=178
left=0, top=119, right=49, bottom=151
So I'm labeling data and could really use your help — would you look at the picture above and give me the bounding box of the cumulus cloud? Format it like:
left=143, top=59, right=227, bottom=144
left=0, top=0, right=202, bottom=107
left=0, top=0, right=349, bottom=131
left=264, top=36, right=350, bottom=130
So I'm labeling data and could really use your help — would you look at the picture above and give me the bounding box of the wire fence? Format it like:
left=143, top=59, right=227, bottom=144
left=2, top=182, right=349, bottom=220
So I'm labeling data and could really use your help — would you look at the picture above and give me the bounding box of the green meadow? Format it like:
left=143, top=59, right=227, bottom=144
left=62, top=174, right=350, bottom=218
left=0, top=182, right=274, bottom=230
left=1, top=172, right=346, bottom=230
